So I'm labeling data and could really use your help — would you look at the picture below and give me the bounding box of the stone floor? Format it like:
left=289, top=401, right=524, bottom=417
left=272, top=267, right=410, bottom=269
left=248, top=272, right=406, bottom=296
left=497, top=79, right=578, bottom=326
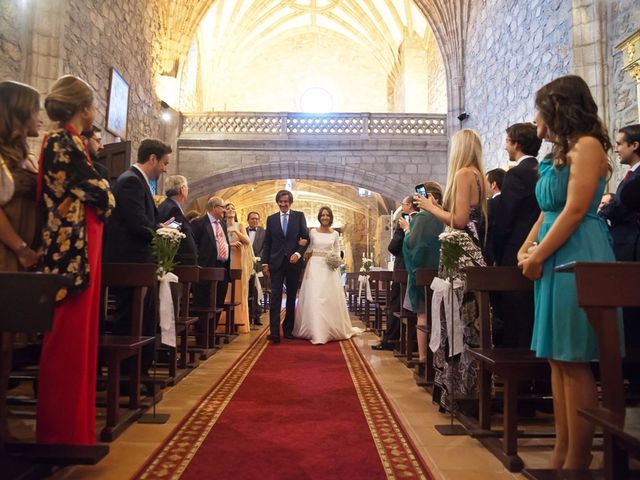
left=7, top=317, right=577, bottom=479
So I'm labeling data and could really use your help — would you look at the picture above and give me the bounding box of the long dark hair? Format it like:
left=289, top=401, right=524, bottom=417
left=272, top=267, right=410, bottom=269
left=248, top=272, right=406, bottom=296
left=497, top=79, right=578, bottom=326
left=535, top=75, right=611, bottom=168
left=0, top=81, right=40, bottom=170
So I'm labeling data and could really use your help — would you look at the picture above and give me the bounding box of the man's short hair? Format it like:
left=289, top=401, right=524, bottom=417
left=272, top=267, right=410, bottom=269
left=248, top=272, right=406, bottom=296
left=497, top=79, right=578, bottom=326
left=505, top=123, right=542, bottom=157
left=423, top=181, right=443, bottom=204
left=81, top=125, right=101, bottom=139
left=138, top=138, right=172, bottom=164
left=247, top=211, right=260, bottom=221
left=487, top=168, right=506, bottom=190
left=206, top=196, right=224, bottom=211
left=619, top=124, right=640, bottom=156
left=165, top=175, right=187, bottom=197
left=275, top=189, right=293, bottom=203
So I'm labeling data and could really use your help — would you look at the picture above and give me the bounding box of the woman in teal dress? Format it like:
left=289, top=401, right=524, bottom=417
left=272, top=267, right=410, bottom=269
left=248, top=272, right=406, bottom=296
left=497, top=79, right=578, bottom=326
left=518, top=75, right=623, bottom=470
left=402, top=181, right=444, bottom=363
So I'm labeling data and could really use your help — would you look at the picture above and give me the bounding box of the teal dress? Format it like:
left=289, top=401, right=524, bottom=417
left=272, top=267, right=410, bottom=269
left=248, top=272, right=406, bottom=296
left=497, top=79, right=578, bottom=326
left=531, top=154, right=624, bottom=362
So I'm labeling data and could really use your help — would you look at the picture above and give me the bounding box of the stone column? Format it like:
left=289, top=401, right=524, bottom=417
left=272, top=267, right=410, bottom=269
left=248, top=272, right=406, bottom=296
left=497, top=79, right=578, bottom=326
left=617, top=29, right=640, bottom=122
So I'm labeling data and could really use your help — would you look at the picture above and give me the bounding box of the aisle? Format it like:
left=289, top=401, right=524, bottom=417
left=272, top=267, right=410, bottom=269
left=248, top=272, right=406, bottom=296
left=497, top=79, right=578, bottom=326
left=135, top=332, right=434, bottom=479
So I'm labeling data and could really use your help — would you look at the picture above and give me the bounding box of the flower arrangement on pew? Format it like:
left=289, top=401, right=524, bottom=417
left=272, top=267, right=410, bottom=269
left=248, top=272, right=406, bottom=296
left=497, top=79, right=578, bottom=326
left=150, top=227, right=185, bottom=347
left=438, top=230, right=484, bottom=280
left=359, top=257, right=373, bottom=276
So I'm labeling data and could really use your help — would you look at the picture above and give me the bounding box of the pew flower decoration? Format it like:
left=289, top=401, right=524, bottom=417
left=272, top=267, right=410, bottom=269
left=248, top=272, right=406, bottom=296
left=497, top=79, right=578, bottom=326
left=359, top=257, right=373, bottom=275
left=150, top=226, right=185, bottom=349
left=438, top=229, right=484, bottom=280
left=151, top=227, right=186, bottom=275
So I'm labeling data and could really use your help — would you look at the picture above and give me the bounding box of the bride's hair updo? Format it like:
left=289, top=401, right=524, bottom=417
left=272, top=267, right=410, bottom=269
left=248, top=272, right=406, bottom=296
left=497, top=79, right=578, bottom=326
left=317, top=206, right=334, bottom=226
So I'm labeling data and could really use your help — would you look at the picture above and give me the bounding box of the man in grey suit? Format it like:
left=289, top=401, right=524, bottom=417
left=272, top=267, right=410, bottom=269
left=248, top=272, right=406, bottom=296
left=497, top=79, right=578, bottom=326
left=247, top=211, right=265, bottom=326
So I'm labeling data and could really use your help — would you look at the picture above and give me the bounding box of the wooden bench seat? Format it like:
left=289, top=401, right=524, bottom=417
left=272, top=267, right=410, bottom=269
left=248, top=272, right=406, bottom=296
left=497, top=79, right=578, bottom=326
left=190, top=267, right=225, bottom=358
left=414, top=268, right=438, bottom=387
left=465, top=266, right=549, bottom=472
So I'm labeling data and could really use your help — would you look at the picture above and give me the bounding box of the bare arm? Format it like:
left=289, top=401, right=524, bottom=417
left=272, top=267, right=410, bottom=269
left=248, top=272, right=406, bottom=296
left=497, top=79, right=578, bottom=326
left=517, top=212, right=544, bottom=264
left=0, top=209, right=40, bottom=268
left=234, top=222, right=251, bottom=245
left=416, top=169, right=476, bottom=228
left=519, top=137, right=606, bottom=279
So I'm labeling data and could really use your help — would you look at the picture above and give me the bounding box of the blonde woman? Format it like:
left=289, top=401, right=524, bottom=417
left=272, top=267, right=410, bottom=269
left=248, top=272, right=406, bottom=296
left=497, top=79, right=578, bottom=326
left=36, top=75, right=114, bottom=444
left=217, top=203, right=253, bottom=334
left=0, top=81, right=42, bottom=443
left=414, top=128, right=487, bottom=414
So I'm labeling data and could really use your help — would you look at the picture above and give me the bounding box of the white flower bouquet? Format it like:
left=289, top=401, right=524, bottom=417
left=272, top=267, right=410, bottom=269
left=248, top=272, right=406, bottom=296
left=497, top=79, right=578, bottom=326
left=359, top=257, right=373, bottom=274
left=326, top=253, right=342, bottom=270
left=151, top=227, right=186, bottom=275
left=438, top=229, right=484, bottom=280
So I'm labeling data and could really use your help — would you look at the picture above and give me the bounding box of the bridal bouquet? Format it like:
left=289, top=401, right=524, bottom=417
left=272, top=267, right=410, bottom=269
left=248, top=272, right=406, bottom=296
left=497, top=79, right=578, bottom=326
left=151, top=227, right=186, bottom=275
left=326, top=253, right=342, bottom=270
left=438, top=229, right=484, bottom=280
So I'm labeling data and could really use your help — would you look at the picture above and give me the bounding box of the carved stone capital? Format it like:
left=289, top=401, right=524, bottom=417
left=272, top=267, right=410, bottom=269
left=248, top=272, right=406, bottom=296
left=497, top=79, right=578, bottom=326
left=617, top=29, right=640, bottom=80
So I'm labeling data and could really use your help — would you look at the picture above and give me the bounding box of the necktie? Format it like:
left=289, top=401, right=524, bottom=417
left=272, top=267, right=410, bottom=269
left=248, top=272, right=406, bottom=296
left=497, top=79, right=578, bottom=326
left=213, top=220, right=228, bottom=261
left=624, top=170, right=633, bottom=182
left=248, top=228, right=256, bottom=232
left=282, top=213, right=288, bottom=235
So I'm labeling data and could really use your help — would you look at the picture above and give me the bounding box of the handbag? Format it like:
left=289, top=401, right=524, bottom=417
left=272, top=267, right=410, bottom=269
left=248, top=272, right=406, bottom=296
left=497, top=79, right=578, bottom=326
left=0, top=154, right=15, bottom=207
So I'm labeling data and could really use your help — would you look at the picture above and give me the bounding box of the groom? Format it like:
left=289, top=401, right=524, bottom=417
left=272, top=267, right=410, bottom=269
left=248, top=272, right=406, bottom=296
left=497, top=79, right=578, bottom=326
left=262, top=190, right=309, bottom=343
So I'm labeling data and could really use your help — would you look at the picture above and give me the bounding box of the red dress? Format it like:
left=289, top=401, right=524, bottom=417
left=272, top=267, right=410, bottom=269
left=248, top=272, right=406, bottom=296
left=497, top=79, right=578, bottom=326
left=36, top=126, right=114, bottom=444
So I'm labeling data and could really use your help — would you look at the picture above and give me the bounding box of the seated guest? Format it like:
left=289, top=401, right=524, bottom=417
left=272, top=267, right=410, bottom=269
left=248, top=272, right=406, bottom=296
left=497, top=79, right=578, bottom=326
left=401, top=181, right=443, bottom=362
left=158, top=175, right=197, bottom=265
left=36, top=75, right=114, bottom=444
left=0, top=80, right=42, bottom=444
left=372, top=196, right=417, bottom=351
left=191, top=196, right=230, bottom=311
left=104, top=138, right=171, bottom=377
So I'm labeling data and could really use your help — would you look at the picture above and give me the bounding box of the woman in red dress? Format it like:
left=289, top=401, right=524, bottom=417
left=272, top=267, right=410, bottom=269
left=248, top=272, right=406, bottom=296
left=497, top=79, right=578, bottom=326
left=36, top=75, right=114, bottom=444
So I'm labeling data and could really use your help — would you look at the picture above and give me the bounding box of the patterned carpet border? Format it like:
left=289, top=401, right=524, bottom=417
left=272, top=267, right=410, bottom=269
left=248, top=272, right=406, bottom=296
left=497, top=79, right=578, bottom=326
left=341, top=338, right=436, bottom=480
left=134, top=331, right=269, bottom=479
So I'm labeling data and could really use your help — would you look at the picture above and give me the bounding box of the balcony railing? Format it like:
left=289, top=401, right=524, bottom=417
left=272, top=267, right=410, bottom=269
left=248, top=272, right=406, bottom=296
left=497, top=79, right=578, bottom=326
left=180, top=112, right=446, bottom=137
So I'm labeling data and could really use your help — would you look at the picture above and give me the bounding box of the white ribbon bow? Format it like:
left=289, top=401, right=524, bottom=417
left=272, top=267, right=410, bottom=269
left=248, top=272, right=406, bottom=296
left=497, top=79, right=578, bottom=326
left=158, top=271, right=178, bottom=347
left=429, top=276, right=464, bottom=357
left=358, top=274, right=373, bottom=302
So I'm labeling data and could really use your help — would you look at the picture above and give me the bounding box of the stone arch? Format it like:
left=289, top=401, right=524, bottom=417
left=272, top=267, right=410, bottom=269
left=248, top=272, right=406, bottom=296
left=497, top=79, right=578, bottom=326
left=187, top=161, right=406, bottom=203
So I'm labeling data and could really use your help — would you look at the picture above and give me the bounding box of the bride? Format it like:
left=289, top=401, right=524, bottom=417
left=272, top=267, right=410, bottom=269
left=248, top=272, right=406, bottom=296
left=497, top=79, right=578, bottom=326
left=293, top=206, right=363, bottom=344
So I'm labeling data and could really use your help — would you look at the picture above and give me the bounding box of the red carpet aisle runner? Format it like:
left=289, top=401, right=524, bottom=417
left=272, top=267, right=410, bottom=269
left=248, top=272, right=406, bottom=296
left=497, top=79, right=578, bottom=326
left=135, top=333, right=434, bottom=479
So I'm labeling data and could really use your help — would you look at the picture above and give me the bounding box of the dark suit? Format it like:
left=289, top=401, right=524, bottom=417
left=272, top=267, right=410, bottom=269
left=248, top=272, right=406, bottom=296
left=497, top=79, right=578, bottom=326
left=105, top=166, right=159, bottom=374
left=485, top=194, right=502, bottom=266
left=600, top=167, right=640, bottom=351
left=191, top=214, right=230, bottom=310
left=382, top=225, right=406, bottom=345
left=621, top=172, right=640, bottom=212
left=248, top=226, right=266, bottom=322
left=157, top=198, right=197, bottom=266
left=262, top=210, right=309, bottom=338
left=492, top=156, right=539, bottom=349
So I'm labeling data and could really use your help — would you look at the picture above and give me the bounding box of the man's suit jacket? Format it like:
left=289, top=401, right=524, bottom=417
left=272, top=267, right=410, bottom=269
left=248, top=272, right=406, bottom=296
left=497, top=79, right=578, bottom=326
left=249, top=226, right=266, bottom=259
left=262, top=210, right=309, bottom=271
left=493, top=157, right=540, bottom=266
left=387, top=226, right=406, bottom=271
left=190, top=214, right=231, bottom=275
left=600, top=167, right=640, bottom=261
left=485, top=194, right=502, bottom=265
left=158, top=197, right=197, bottom=265
left=105, top=167, right=158, bottom=263
left=621, top=171, right=640, bottom=212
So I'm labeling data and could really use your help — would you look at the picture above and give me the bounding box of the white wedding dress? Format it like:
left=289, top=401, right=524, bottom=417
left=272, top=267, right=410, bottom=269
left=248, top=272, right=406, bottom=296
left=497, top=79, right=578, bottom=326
left=293, top=229, right=363, bottom=344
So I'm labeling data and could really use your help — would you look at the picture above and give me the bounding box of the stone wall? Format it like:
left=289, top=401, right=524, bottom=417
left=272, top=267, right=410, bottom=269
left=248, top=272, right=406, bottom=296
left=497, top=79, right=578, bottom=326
left=0, top=0, right=27, bottom=81
left=463, top=0, right=573, bottom=169
left=607, top=1, right=640, bottom=134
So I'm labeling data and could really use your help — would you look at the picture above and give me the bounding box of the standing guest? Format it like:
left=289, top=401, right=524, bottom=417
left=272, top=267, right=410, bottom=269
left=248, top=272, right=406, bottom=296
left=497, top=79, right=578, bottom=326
left=216, top=203, right=252, bottom=334
left=0, top=81, right=42, bottom=444
left=485, top=167, right=505, bottom=266
left=402, top=182, right=443, bottom=362
left=598, top=192, right=614, bottom=213
left=158, top=175, right=197, bottom=265
left=493, top=123, right=542, bottom=349
left=105, top=138, right=171, bottom=377
left=519, top=75, right=623, bottom=469
left=80, top=125, right=109, bottom=180
left=372, top=196, right=416, bottom=351
left=247, top=211, right=265, bottom=326
left=191, top=196, right=230, bottom=312
left=36, top=75, right=114, bottom=444
left=414, top=128, right=487, bottom=414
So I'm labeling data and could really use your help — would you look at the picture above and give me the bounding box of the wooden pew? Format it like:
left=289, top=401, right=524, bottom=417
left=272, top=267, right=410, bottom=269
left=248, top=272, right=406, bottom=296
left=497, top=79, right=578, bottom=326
left=525, top=262, right=640, bottom=480
left=345, top=272, right=359, bottom=312
left=0, top=272, right=108, bottom=470
left=99, top=263, right=157, bottom=442
left=392, top=270, right=419, bottom=367
left=372, top=271, right=392, bottom=336
left=218, top=268, right=242, bottom=343
left=466, top=266, right=549, bottom=472
left=414, top=268, right=438, bottom=388
left=190, top=267, right=225, bottom=358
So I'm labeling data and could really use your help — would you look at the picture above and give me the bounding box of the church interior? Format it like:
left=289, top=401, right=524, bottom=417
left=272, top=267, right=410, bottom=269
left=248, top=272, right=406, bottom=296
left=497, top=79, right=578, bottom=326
left=1, top=0, right=640, bottom=478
